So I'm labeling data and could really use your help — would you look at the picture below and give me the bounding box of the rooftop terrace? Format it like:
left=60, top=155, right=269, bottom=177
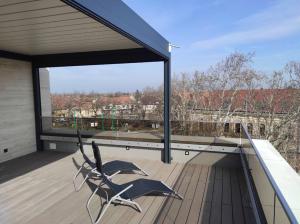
left=1, top=1, right=300, bottom=224
left=0, top=150, right=254, bottom=224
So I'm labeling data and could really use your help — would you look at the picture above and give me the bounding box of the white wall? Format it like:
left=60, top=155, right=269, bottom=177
left=40, top=68, right=51, bottom=117
left=0, top=58, right=36, bottom=162
left=40, top=68, right=52, bottom=131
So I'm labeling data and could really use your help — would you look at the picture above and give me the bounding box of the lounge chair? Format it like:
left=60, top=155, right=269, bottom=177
left=73, top=130, right=148, bottom=191
left=86, top=141, right=182, bottom=224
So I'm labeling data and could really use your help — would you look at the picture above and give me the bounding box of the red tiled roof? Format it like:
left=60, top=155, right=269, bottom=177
left=194, top=88, right=298, bottom=114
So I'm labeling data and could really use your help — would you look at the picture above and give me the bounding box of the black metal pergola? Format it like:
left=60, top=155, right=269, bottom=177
left=0, top=0, right=171, bottom=163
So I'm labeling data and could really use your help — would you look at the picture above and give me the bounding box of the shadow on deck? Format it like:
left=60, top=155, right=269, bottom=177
left=0, top=151, right=71, bottom=184
left=154, top=152, right=255, bottom=224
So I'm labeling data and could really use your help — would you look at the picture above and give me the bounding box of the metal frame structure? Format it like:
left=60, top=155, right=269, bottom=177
left=0, top=0, right=172, bottom=163
left=32, top=65, right=43, bottom=152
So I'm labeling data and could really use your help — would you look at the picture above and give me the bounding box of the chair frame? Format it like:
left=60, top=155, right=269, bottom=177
left=86, top=141, right=182, bottom=224
left=86, top=170, right=182, bottom=224
left=73, top=130, right=148, bottom=191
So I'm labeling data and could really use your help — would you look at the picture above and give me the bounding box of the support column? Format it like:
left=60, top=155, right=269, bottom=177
left=32, top=64, right=43, bottom=151
left=163, top=59, right=171, bottom=163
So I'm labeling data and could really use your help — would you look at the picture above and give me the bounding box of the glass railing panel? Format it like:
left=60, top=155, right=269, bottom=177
left=275, top=196, right=290, bottom=224
left=250, top=153, right=275, bottom=223
left=240, top=124, right=292, bottom=223
left=170, top=121, right=241, bottom=146
left=42, top=117, right=244, bottom=146
left=42, top=116, right=164, bottom=142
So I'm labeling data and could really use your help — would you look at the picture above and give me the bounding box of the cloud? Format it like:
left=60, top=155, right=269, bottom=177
left=192, top=0, right=300, bottom=49
left=236, top=0, right=299, bottom=28
left=210, top=0, right=225, bottom=7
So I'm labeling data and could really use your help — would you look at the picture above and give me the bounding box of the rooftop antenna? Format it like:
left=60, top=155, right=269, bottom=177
left=168, top=43, right=180, bottom=52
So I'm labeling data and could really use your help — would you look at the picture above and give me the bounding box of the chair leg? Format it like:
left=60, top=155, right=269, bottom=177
left=93, top=197, right=113, bottom=224
left=87, top=184, right=135, bottom=224
left=86, top=186, right=100, bottom=224
left=116, top=197, right=142, bottom=212
left=161, top=181, right=183, bottom=200
left=140, top=168, right=149, bottom=176
left=132, top=162, right=149, bottom=176
left=93, top=195, right=142, bottom=224
left=73, top=162, right=90, bottom=191
left=87, top=185, right=112, bottom=224
left=75, top=172, right=90, bottom=192
left=173, top=191, right=183, bottom=200
left=107, top=170, right=121, bottom=179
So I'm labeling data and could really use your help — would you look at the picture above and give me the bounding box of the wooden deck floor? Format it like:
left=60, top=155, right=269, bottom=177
left=0, top=151, right=255, bottom=224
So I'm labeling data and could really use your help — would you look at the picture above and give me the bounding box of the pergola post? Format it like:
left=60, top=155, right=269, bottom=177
left=32, top=64, right=43, bottom=151
left=163, top=59, right=171, bottom=163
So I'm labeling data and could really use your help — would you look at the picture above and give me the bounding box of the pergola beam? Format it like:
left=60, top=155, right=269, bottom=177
left=31, top=65, right=43, bottom=151
left=32, top=48, right=164, bottom=68
left=0, top=50, right=31, bottom=62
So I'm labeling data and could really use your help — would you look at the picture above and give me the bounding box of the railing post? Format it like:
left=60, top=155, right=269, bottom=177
left=163, top=59, right=171, bottom=163
left=32, top=64, right=43, bottom=151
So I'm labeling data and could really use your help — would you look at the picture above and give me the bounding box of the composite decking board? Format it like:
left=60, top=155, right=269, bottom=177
left=134, top=163, right=185, bottom=224
left=125, top=160, right=176, bottom=224
left=125, top=163, right=180, bottom=224
left=5, top=182, right=70, bottom=224
left=116, top=163, right=176, bottom=224
left=1, top=169, right=74, bottom=222
left=0, top=163, right=70, bottom=201
left=0, top=151, right=70, bottom=184
left=210, top=167, right=223, bottom=224
left=26, top=159, right=156, bottom=224
left=161, top=165, right=196, bottom=224
left=231, top=168, right=246, bottom=224
left=0, top=152, right=255, bottom=224
left=221, top=168, right=233, bottom=224
left=154, top=164, right=192, bottom=224
left=175, top=165, right=203, bottom=224
left=185, top=165, right=209, bottom=224
left=198, top=166, right=216, bottom=224
left=222, top=168, right=232, bottom=205
left=222, top=205, right=233, bottom=224
left=238, top=169, right=256, bottom=224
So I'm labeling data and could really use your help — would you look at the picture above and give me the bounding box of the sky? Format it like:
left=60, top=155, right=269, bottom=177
left=49, top=0, right=300, bottom=93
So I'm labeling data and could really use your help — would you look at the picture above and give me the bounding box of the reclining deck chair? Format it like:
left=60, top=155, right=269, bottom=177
left=87, top=141, right=183, bottom=224
left=73, top=130, right=148, bottom=191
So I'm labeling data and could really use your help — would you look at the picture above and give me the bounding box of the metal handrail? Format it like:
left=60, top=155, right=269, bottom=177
left=240, top=123, right=297, bottom=224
